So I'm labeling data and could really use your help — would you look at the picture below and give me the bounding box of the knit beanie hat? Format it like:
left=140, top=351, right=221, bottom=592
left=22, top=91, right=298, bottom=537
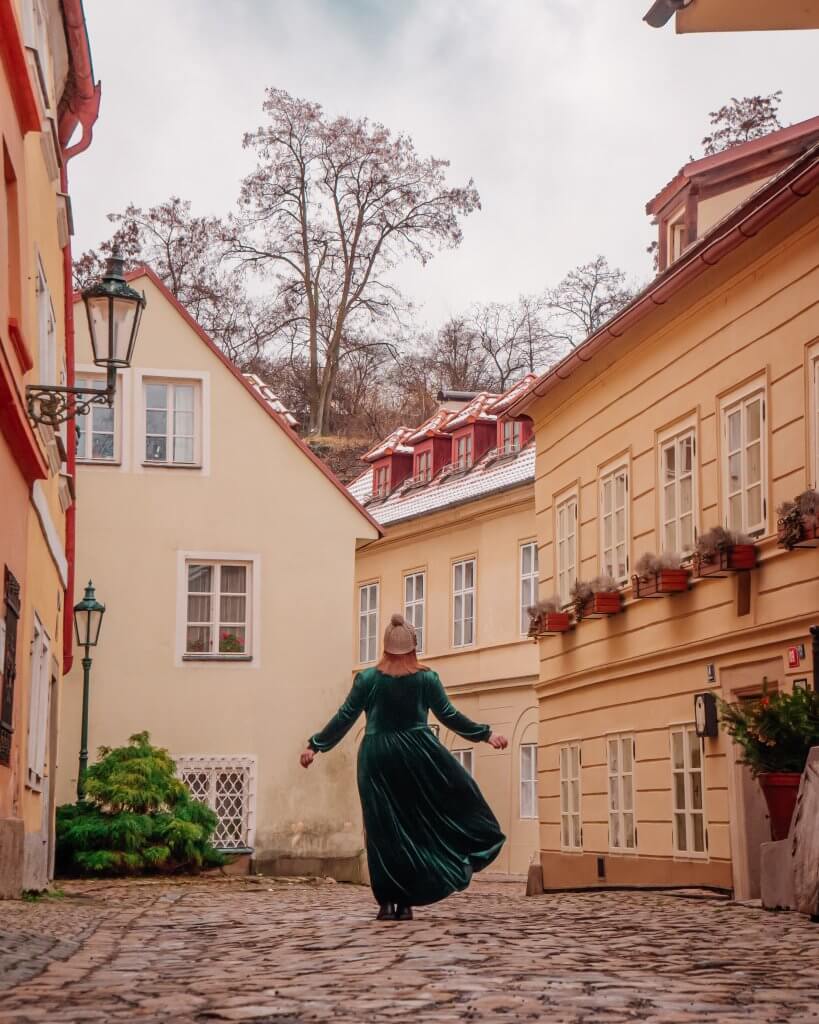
left=383, top=613, right=417, bottom=655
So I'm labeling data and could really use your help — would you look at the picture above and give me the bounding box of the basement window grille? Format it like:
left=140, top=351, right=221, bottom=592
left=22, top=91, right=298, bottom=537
left=176, top=755, right=256, bottom=851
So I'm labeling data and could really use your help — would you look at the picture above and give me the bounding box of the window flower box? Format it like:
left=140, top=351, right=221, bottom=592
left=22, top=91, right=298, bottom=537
left=583, top=591, right=623, bottom=615
left=571, top=577, right=623, bottom=620
left=777, top=490, right=819, bottom=549
left=633, top=569, right=690, bottom=597
left=694, top=544, right=757, bottom=578
left=527, top=598, right=571, bottom=636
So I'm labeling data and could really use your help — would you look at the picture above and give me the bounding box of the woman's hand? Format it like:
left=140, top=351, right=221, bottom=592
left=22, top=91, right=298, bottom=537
left=300, top=748, right=316, bottom=768
left=487, top=734, right=508, bottom=750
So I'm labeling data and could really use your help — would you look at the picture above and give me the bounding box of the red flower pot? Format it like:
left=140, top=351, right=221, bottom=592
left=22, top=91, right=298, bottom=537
left=633, top=568, right=690, bottom=597
left=543, top=612, right=571, bottom=633
left=695, top=544, right=757, bottom=577
left=581, top=592, right=622, bottom=616
left=758, top=772, right=801, bottom=841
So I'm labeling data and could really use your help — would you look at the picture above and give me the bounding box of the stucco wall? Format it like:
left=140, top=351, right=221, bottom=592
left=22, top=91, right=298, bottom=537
left=57, top=275, right=378, bottom=877
left=353, top=492, right=540, bottom=875
left=528, top=192, right=819, bottom=893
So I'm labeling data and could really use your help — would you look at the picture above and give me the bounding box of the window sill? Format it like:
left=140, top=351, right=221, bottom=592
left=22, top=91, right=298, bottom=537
left=183, top=654, right=253, bottom=663
left=143, top=461, right=202, bottom=470
left=77, top=458, right=121, bottom=467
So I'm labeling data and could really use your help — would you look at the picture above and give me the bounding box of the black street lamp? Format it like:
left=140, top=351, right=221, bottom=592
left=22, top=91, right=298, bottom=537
left=26, top=249, right=146, bottom=428
left=73, top=581, right=105, bottom=799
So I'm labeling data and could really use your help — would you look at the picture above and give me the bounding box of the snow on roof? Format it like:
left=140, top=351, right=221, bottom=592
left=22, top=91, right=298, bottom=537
left=489, top=374, right=538, bottom=414
left=362, top=426, right=416, bottom=463
left=406, top=408, right=455, bottom=443
left=348, top=443, right=535, bottom=526
left=243, top=374, right=299, bottom=427
left=443, top=392, right=501, bottom=432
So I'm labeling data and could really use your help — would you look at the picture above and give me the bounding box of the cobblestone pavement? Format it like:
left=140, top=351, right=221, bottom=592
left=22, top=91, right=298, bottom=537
left=1, top=877, right=818, bottom=1023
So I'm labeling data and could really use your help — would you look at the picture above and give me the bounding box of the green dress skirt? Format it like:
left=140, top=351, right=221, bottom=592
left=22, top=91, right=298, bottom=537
left=308, top=667, right=505, bottom=907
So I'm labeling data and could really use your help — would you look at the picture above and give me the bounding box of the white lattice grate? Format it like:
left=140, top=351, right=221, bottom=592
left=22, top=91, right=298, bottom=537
left=175, top=755, right=256, bottom=850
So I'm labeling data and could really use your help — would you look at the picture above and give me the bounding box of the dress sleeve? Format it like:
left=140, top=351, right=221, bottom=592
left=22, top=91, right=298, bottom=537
left=427, top=672, right=491, bottom=742
left=307, top=673, right=370, bottom=753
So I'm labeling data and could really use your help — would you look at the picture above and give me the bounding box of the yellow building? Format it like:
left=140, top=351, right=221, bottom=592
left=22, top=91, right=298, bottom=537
left=509, top=119, right=819, bottom=898
left=1, top=0, right=98, bottom=896
left=348, top=381, right=541, bottom=876
left=57, top=268, right=380, bottom=879
left=644, top=0, right=819, bottom=31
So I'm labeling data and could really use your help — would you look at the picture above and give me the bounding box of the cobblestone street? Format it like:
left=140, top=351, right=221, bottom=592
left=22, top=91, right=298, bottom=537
left=1, top=877, right=818, bottom=1023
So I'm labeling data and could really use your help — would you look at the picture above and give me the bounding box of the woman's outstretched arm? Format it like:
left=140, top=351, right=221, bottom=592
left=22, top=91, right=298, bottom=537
left=302, top=673, right=370, bottom=761
left=427, top=672, right=494, bottom=742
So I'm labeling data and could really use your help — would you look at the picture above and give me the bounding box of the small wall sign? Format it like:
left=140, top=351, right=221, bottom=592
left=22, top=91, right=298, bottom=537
left=706, top=663, right=716, bottom=683
left=694, top=692, right=719, bottom=738
left=788, top=646, right=801, bottom=668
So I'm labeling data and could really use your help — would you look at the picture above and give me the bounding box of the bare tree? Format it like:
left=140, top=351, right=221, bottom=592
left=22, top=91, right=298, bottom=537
left=228, top=87, right=480, bottom=436
left=466, top=295, right=562, bottom=390
left=74, top=197, right=276, bottom=362
left=701, top=91, right=783, bottom=156
left=544, top=256, right=635, bottom=348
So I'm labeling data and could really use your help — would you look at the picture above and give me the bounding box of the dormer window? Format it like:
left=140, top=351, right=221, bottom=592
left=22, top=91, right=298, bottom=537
left=502, top=420, right=522, bottom=454
left=374, top=465, right=390, bottom=497
left=455, top=433, right=473, bottom=470
left=669, top=215, right=686, bottom=262
left=415, top=449, right=432, bottom=483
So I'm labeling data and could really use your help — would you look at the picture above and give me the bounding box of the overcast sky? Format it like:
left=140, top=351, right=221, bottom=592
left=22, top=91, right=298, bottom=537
left=71, top=0, right=818, bottom=329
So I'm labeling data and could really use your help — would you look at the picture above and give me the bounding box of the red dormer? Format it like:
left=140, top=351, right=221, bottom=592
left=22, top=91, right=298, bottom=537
left=490, top=375, right=537, bottom=454
left=443, top=393, right=500, bottom=469
left=407, top=409, right=454, bottom=483
left=362, top=427, right=415, bottom=498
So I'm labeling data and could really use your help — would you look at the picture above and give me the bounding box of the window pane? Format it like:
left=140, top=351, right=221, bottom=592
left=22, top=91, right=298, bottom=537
left=562, top=817, right=570, bottom=848
left=615, top=473, right=625, bottom=507
left=746, top=484, right=762, bottom=526
left=221, top=566, right=247, bottom=594
left=680, top=477, right=692, bottom=515
left=465, top=561, right=474, bottom=588
left=454, top=564, right=463, bottom=590
left=687, top=729, right=701, bottom=769
left=691, top=772, right=703, bottom=811
left=188, top=565, right=213, bottom=593
left=664, top=522, right=676, bottom=552
left=746, top=398, right=761, bottom=442
left=664, top=482, right=676, bottom=519
left=609, top=782, right=619, bottom=811
left=175, top=385, right=194, bottom=412
left=220, top=595, right=246, bottom=623
left=622, top=738, right=632, bottom=772
left=174, top=437, right=194, bottom=463
left=94, top=404, right=114, bottom=432
left=603, top=480, right=612, bottom=513
left=571, top=815, right=581, bottom=848
left=145, top=383, right=167, bottom=409
left=727, top=409, right=741, bottom=451
left=603, top=515, right=613, bottom=548
left=671, top=731, right=684, bottom=770
left=680, top=514, right=694, bottom=551
left=623, top=813, right=635, bottom=848
left=570, top=745, right=579, bottom=776
left=692, top=814, right=705, bottom=852
left=454, top=620, right=462, bottom=647
left=746, top=441, right=761, bottom=487
left=174, top=410, right=194, bottom=437
left=187, top=595, right=211, bottom=623
left=219, top=626, right=246, bottom=654
left=146, top=436, right=167, bottom=462
left=560, top=746, right=568, bottom=775
left=673, top=772, right=686, bottom=811
left=680, top=436, right=693, bottom=474
left=610, top=814, right=620, bottom=848
left=675, top=812, right=687, bottom=851
left=146, top=409, right=167, bottom=435
left=664, top=444, right=675, bottom=481
left=728, top=494, right=742, bottom=530
left=186, top=625, right=211, bottom=653
left=92, top=434, right=114, bottom=459
left=608, top=739, right=618, bottom=772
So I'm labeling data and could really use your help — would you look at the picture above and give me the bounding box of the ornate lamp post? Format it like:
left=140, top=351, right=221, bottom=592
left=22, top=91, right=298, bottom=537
left=26, top=249, right=146, bottom=427
left=73, top=581, right=105, bottom=799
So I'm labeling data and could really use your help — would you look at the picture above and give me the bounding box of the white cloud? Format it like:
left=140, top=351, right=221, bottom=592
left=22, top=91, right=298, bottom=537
left=71, top=0, right=819, bottom=329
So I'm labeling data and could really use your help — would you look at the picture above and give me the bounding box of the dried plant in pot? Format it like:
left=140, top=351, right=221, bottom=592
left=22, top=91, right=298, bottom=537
left=693, top=526, right=757, bottom=577
left=632, top=551, right=690, bottom=598
left=572, top=576, right=622, bottom=620
left=527, top=596, right=571, bottom=636
left=777, top=489, right=819, bottom=549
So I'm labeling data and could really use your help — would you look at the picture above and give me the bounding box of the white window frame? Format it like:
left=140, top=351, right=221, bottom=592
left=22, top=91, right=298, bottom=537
left=36, top=256, right=56, bottom=389
left=520, top=742, right=538, bottom=819
left=671, top=725, right=707, bottom=858
left=75, top=372, right=120, bottom=464
left=176, top=754, right=257, bottom=851
left=455, top=433, right=473, bottom=469
left=721, top=381, right=767, bottom=536
left=133, top=369, right=210, bottom=475
left=415, top=449, right=432, bottom=483
left=183, top=560, right=252, bottom=660
left=520, top=541, right=539, bottom=635
left=599, top=462, right=629, bottom=584
left=658, top=424, right=697, bottom=555
left=452, top=558, right=476, bottom=648
left=607, top=734, right=636, bottom=852
left=26, top=615, right=50, bottom=791
left=555, top=495, right=578, bottom=607
left=502, top=420, right=522, bottom=454
left=453, top=748, right=473, bottom=775
left=559, top=744, right=582, bottom=849
left=175, top=551, right=261, bottom=668
left=359, top=581, right=379, bottom=664
left=404, top=571, right=425, bottom=654
left=143, top=378, right=201, bottom=467
left=667, top=207, right=686, bottom=263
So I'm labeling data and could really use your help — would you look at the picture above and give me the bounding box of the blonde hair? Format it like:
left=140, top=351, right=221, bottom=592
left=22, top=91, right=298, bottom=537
left=376, top=650, right=428, bottom=677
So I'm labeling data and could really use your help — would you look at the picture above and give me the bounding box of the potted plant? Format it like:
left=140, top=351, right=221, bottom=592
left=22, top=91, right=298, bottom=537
left=719, top=687, right=819, bottom=840
left=693, top=526, right=757, bottom=578
left=572, top=575, right=622, bottom=620
left=632, top=552, right=690, bottom=598
left=527, top=596, right=571, bottom=636
left=219, top=631, right=244, bottom=654
left=777, top=488, right=819, bottom=549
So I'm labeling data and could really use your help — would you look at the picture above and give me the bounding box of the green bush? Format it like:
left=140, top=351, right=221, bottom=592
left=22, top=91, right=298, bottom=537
left=719, top=686, right=819, bottom=776
left=56, top=732, right=226, bottom=876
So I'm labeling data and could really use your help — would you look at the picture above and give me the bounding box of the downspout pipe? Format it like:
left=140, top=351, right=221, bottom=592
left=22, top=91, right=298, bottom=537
left=58, top=0, right=100, bottom=676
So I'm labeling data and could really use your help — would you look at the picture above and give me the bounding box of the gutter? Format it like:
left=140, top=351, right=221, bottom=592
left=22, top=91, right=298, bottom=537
left=508, top=145, right=819, bottom=418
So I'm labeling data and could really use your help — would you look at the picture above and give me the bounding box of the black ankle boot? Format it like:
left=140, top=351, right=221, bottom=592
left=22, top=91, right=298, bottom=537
left=395, top=905, right=413, bottom=921
left=376, top=903, right=397, bottom=920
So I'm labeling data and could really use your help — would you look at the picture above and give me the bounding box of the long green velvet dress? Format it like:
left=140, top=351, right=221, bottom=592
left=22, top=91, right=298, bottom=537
left=308, top=667, right=505, bottom=907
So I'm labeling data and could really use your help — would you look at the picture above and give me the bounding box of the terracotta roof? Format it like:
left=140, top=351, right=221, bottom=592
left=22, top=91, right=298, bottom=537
left=362, top=427, right=416, bottom=463
left=443, top=392, right=501, bottom=432
left=406, top=408, right=455, bottom=443
left=106, top=267, right=382, bottom=538
left=488, top=374, right=538, bottom=414
left=349, top=444, right=535, bottom=526
left=508, top=143, right=819, bottom=419
left=646, top=115, right=819, bottom=216
left=243, top=374, right=298, bottom=427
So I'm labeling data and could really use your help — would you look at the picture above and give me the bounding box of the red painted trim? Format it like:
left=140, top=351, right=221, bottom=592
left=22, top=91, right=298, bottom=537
left=0, top=0, right=41, bottom=134
left=509, top=146, right=819, bottom=418
left=61, top=162, right=76, bottom=676
left=0, top=340, right=48, bottom=485
left=112, top=268, right=383, bottom=538
left=7, top=318, right=33, bottom=374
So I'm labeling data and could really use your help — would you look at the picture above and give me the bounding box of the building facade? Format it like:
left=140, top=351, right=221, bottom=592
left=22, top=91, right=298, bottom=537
left=349, top=381, right=541, bottom=876
left=1, top=0, right=98, bottom=896
left=644, top=0, right=819, bottom=32
left=56, top=268, right=380, bottom=879
left=510, top=121, right=819, bottom=898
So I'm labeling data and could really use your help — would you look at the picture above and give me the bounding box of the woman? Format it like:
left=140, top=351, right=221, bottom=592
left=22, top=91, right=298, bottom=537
left=300, top=613, right=508, bottom=921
